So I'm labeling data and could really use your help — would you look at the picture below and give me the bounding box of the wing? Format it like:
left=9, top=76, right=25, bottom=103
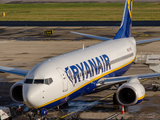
left=71, top=31, right=160, bottom=44
left=70, top=31, right=112, bottom=41
left=136, top=38, right=160, bottom=44
left=0, top=66, right=29, bottom=76
left=96, top=72, right=160, bottom=88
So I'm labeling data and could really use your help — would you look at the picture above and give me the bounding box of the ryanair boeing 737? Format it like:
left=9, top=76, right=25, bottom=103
left=1, top=0, right=160, bottom=110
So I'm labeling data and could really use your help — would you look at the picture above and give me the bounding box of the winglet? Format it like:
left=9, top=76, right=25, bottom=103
left=113, top=0, right=133, bottom=39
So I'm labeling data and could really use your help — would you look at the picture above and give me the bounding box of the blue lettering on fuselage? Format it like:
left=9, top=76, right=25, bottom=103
left=88, top=59, right=97, bottom=77
left=83, top=61, right=91, bottom=79
left=102, top=54, right=111, bottom=71
left=65, top=54, right=111, bottom=85
left=70, top=65, right=80, bottom=83
left=76, top=63, right=85, bottom=80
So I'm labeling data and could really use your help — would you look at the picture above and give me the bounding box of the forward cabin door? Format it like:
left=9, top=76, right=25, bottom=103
left=56, top=67, right=68, bottom=92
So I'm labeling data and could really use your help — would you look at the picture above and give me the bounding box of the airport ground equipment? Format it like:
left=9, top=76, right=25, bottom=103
left=27, top=109, right=48, bottom=120
left=146, top=54, right=160, bottom=73
left=0, top=106, right=11, bottom=120
left=135, top=52, right=160, bottom=73
left=152, top=81, right=159, bottom=92
left=135, top=53, right=160, bottom=92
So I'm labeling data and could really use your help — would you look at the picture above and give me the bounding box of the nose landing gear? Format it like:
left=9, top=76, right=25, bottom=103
left=28, top=109, right=48, bottom=120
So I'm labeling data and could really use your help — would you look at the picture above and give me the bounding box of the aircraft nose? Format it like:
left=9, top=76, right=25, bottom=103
left=23, top=84, right=41, bottom=108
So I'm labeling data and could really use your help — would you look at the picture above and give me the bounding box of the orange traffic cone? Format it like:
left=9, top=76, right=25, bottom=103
left=122, top=105, right=125, bottom=114
left=18, top=103, right=21, bottom=112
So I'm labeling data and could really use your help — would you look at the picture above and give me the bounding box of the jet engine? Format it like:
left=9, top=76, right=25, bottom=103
left=116, top=78, right=145, bottom=106
left=10, top=80, right=24, bottom=103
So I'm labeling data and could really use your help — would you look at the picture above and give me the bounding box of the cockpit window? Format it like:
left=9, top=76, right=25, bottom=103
left=34, top=79, right=44, bottom=84
left=49, top=78, right=53, bottom=84
left=24, top=79, right=33, bottom=84
left=45, top=78, right=53, bottom=85
left=45, top=79, right=49, bottom=85
left=24, top=78, right=53, bottom=85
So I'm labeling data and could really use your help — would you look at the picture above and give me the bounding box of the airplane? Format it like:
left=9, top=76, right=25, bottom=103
left=1, top=0, right=160, bottom=113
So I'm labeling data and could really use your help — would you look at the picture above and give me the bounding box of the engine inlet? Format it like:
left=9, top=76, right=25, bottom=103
left=118, top=88, right=136, bottom=104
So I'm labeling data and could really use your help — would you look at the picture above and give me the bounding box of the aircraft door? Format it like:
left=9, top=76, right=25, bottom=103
left=56, top=67, right=68, bottom=92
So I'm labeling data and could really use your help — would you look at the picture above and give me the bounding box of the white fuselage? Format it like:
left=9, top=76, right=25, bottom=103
left=23, top=37, right=136, bottom=109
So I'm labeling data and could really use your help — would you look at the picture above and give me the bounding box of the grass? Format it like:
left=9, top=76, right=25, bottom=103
left=0, top=3, right=160, bottom=21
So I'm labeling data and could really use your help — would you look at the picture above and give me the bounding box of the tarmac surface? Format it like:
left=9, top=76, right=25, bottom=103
left=1, top=0, right=160, bottom=3
left=0, top=26, right=160, bottom=119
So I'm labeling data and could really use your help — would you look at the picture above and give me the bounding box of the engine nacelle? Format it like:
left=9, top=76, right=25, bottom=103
left=10, top=80, right=24, bottom=103
left=116, top=78, right=145, bottom=106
